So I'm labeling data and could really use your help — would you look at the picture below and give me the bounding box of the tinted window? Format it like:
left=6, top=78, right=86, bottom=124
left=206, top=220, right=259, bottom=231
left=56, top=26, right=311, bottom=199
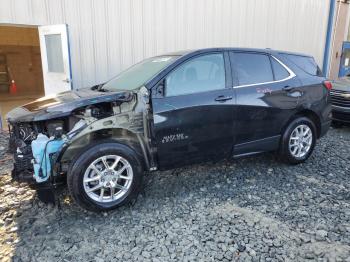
left=283, top=54, right=322, bottom=76
left=233, top=53, right=273, bottom=85
left=271, top=58, right=290, bottom=80
left=165, top=54, right=225, bottom=96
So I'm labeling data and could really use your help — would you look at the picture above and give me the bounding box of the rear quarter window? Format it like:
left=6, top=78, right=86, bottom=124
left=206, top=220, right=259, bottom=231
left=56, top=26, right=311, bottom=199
left=282, top=54, right=323, bottom=76
left=271, top=58, right=290, bottom=80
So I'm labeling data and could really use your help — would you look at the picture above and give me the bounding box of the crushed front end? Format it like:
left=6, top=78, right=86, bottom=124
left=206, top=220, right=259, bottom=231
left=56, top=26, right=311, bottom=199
left=8, top=122, right=37, bottom=183
left=6, top=86, right=153, bottom=197
left=8, top=119, right=74, bottom=188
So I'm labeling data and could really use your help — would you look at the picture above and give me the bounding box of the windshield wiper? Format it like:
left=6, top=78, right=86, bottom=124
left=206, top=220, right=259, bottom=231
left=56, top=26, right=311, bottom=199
left=91, top=83, right=109, bottom=92
left=98, top=87, right=110, bottom=92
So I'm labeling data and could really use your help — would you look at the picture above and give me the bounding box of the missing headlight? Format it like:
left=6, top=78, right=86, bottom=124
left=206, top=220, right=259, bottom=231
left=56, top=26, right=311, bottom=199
left=47, top=120, right=64, bottom=138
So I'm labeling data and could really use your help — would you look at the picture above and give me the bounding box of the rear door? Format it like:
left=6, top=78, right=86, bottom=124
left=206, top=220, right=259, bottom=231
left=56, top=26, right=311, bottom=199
left=230, top=52, right=301, bottom=155
left=152, top=52, right=235, bottom=169
left=38, top=24, right=72, bottom=95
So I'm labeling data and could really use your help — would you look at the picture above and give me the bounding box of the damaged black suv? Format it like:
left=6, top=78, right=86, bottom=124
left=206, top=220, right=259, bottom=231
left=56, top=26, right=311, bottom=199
left=7, top=48, right=332, bottom=211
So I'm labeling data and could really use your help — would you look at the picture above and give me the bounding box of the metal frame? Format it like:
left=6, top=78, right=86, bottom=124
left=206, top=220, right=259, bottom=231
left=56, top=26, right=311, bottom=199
left=323, top=0, right=336, bottom=76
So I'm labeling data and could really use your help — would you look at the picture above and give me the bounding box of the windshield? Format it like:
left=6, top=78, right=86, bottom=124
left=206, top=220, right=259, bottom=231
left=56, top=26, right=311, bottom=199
left=102, top=56, right=179, bottom=91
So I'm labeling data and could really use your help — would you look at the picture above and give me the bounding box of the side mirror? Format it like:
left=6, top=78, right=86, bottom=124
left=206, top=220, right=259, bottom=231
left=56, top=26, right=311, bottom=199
left=153, top=80, right=165, bottom=98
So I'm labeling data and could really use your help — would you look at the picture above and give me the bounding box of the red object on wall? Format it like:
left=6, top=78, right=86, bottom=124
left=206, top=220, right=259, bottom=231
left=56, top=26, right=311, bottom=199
left=9, top=80, right=17, bottom=94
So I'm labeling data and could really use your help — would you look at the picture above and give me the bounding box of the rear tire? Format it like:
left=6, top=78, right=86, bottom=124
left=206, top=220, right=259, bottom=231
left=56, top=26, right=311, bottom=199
left=279, top=117, right=317, bottom=164
left=67, top=141, right=143, bottom=212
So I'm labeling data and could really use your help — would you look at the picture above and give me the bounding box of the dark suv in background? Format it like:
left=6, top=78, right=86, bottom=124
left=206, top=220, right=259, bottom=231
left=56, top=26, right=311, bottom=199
left=6, top=48, right=332, bottom=211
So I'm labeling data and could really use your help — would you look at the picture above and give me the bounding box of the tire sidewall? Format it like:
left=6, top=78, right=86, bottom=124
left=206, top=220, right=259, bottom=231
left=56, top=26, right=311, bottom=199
left=281, top=117, right=317, bottom=164
left=68, top=142, right=143, bottom=211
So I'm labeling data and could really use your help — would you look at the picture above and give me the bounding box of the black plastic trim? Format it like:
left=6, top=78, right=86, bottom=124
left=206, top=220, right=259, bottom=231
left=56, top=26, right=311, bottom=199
left=233, top=135, right=281, bottom=156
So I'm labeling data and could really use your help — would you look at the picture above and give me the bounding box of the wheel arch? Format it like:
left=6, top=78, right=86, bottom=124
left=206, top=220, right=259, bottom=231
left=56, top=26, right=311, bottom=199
left=282, top=109, right=321, bottom=138
left=60, top=128, right=150, bottom=171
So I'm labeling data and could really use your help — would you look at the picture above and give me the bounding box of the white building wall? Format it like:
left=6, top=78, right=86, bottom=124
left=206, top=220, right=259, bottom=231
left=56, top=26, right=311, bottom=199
left=0, top=0, right=331, bottom=89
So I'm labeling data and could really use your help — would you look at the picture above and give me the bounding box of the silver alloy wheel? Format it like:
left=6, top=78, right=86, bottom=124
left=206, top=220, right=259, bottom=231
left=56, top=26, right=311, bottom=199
left=289, top=124, right=313, bottom=158
left=83, top=155, right=133, bottom=203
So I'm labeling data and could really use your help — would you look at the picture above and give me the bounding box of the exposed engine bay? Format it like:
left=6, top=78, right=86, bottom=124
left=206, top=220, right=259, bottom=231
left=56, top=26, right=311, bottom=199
left=7, top=87, right=152, bottom=187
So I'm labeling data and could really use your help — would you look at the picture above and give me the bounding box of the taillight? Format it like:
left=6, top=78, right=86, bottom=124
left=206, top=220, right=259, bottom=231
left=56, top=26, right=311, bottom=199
left=323, top=80, right=332, bottom=91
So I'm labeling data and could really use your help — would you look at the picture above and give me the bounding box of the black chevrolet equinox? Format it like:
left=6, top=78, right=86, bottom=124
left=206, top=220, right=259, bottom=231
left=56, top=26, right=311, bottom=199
left=7, top=48, right=332, bottom=211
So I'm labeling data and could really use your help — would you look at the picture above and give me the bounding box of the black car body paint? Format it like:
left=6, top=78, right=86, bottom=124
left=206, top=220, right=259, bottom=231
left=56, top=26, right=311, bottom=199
left=6, top=48, right=332, bottom=188
left=7, top=88, right=133, bottom=123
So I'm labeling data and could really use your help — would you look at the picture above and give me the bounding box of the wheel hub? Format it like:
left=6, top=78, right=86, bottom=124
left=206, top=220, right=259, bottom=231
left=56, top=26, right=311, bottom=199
left=104, top=170, right=115, bottom=177
left=102, top=169, right=119, bottom=187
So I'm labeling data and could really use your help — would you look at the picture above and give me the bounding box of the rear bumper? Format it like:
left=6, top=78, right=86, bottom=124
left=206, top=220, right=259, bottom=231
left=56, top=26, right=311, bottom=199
left=331, top=106, right=350, bottom=123
left=332, top=105, right=350, bottom=123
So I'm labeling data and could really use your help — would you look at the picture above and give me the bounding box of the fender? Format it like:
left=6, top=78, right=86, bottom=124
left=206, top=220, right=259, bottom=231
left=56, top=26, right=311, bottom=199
left=58, top=127, right=151, bottom=170
left=56, top=86, right=156, bottom=172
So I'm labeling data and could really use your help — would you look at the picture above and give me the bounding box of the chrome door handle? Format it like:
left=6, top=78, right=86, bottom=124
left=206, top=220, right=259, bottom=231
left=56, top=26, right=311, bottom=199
left=215, top=95, right=233, bottom=102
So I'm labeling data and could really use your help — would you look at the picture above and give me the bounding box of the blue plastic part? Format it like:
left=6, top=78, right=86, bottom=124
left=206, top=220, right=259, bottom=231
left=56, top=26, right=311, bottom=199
left=323, top=0, right=336, bottom=76
left=338, top=41, right=350, bottom=77
left=31, top=134, right=65, bottom=183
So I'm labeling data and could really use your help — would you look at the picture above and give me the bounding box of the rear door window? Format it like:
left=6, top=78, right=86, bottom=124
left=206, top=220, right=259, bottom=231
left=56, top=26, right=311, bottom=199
left=232, top=53, right=274, bottom=86
left=282, top=54, right=322, bottom=76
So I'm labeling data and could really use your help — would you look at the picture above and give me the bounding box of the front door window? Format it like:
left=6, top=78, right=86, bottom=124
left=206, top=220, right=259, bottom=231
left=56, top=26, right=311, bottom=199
left=165, top=53, right=226, bottom=96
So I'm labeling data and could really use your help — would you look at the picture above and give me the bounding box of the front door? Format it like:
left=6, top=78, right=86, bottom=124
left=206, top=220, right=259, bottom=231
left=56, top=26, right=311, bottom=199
left=38, top=24, right=72, bottom=95
left=152, top=52, right=235, bottom=169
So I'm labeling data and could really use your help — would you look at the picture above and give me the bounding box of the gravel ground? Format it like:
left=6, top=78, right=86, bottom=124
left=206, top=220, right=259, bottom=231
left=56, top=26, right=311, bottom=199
left=0, top=127, right=350, bottom=262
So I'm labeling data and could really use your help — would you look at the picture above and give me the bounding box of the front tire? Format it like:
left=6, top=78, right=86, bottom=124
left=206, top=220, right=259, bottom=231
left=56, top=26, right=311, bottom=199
left=279, top=117, right=317, bottom=164
left=67, top=142, right=143, bottom=212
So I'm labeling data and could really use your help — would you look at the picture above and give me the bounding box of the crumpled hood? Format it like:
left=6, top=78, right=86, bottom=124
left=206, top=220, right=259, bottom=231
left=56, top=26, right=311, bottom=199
left=6, top=88, right=133, bottom=123
left=332, top=78, right=350, bottom=93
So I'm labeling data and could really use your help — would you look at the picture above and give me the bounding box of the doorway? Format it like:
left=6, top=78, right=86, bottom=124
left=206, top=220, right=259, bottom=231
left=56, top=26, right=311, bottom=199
left=0, top=24, right=72, bottom=129
left=0, top=25, right=44, bottom=128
